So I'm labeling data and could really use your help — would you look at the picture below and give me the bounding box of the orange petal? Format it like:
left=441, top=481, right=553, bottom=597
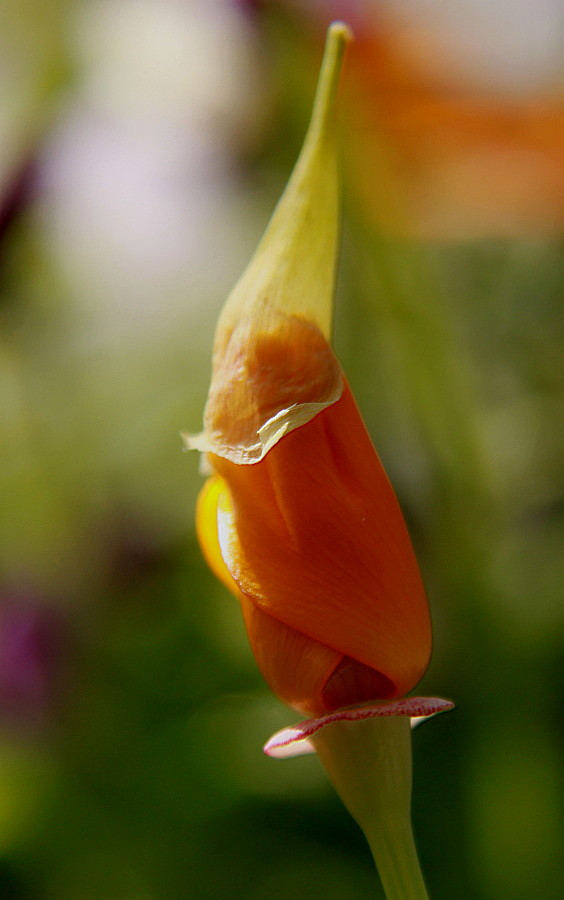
left=211, top=379, right=432, bottom=702
left=197, top=472, right=344, bottom=715
left=239, top=595, right=343, bottom=716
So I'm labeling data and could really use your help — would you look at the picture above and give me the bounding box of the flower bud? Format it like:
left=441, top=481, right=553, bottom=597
left=189, top=23, right=432, bottom=715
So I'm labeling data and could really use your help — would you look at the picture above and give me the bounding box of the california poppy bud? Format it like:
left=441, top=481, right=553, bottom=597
left=188, top=23, right=432, bottom=716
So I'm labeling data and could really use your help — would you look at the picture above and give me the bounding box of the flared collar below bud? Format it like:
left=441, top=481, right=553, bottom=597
left=187, top=22, right=352, bottom=464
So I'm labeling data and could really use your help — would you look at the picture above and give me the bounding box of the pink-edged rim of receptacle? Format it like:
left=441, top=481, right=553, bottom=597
left=264, top=696, right=455, bottom=758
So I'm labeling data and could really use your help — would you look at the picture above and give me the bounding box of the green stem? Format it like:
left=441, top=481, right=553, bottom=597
left=364, top=816, right=429, bottom=900
left=312, top=715, right=429, bottom=900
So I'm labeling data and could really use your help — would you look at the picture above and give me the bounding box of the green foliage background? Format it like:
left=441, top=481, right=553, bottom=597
left=0, top=2, right=562, bottom=898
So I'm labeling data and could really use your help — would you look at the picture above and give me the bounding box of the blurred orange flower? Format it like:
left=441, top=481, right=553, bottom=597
left=189, top=24, right=431, bottom=716
left=338, top=9, right=564, bottom=236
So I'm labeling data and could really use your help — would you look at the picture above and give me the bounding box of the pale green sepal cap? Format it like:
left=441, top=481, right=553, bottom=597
left=216, top=20, right=352, bottom=344
left=187, top=22, right=353, bottom=464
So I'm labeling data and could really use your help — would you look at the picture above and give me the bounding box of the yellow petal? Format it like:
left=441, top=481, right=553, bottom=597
left=195, top=475, right=237, bottom=594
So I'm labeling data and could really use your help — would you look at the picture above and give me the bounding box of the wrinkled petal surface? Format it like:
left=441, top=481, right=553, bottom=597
left=191, top=314, right=343, bottom=464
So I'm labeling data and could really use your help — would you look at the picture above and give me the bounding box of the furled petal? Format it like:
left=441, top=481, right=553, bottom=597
left=197, top=475, right=343, bottom=714
left=202, top=377, right=432, bottom=712
left=198, top=471, right=409, bottom=715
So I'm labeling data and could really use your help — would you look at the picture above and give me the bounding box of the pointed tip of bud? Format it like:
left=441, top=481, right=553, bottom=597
left=215, top=18, right=353, bottom=342
left=329, top=20, right=354, bottom=42
left=303, top=21, right=353, bottom=167
left=197, top=20, right=354, bottom=462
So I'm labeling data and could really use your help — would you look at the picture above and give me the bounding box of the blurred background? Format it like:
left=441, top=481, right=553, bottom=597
left=0, top=0, right=563, bottom=898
